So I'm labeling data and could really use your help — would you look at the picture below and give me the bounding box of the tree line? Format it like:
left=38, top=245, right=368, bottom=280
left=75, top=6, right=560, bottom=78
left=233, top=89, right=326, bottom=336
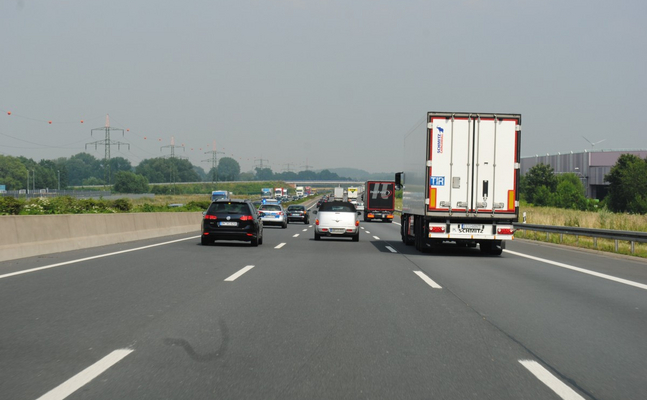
left=521, top=154, right=647, bottom=214
left=0, top=153, right=351, bottom=194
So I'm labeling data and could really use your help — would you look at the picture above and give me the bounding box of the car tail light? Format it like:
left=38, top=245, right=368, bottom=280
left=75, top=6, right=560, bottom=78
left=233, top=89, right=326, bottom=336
left=355, top=220, right=360, bottom=226
left=346, top=229, right=354, bottom=232
left=204, top=215, right=217, bottom=220
left=240, top=215, right=253, bottom=221
left=315, top=219, right=319, bottom=225
left=497, top=227, right=514, bottom=235
left=429, top=225, right=445, bottom=233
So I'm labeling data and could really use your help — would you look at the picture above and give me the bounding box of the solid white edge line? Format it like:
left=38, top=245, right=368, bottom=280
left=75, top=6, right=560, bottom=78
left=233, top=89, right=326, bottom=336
left=0, top=236, right=200, bottom=280
left=519, top=360, right=585, bottom=400
left=414, top=271, right=442, bottom=289
left=373, top=236, right=380, bottom=240
left=386, top=246, right=397, bottom=253
left=37, top=349, right=133, bottom=400
left=504, top=250, right=647, bottom=291
left=275, top=242, right=286, bottom=249
left=224, top=265, right=255, bottom=282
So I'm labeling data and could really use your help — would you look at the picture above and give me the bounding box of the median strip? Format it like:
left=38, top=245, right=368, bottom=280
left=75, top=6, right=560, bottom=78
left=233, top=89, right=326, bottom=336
left=0, top=236, right=200, bottom=281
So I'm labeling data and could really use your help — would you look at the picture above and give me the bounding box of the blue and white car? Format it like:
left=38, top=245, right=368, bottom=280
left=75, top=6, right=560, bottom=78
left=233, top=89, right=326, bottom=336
left=258, top=204, right=288, bottom=228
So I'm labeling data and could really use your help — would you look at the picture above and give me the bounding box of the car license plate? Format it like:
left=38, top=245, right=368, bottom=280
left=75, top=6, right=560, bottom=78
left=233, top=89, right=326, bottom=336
left=219, top=221, right=238, bottom=226
left=331, top=228, right=345, bottom=233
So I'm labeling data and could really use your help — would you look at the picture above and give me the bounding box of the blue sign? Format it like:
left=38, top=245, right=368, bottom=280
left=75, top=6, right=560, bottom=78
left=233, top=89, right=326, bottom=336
left=430, top=176, right=445, bottom=186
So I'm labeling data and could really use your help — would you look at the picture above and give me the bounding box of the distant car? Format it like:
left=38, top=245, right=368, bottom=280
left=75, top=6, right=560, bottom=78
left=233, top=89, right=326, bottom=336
left=313, top=201, right=360, bottom=241
left=355, top=202, right=365, bottom=211
left=201, top=199, right=263, bottom=246
left=287, top=205, right=309, bottom=224
left=258, top=204, right=288, bottom=228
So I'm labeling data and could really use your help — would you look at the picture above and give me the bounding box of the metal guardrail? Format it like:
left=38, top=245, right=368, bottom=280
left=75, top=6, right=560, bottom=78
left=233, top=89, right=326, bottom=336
left=394, top=209, right=646, bottom=254
left=513, top=223, right=647, bottom=254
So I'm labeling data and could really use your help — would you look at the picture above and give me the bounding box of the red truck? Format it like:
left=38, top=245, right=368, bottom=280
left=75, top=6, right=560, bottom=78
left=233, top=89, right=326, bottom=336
left=362, top=181, right=395, bottom=222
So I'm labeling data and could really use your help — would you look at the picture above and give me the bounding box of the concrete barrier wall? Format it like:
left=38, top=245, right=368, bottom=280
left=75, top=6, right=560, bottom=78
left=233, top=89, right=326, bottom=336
left=0, top=212, right=203, bottom=262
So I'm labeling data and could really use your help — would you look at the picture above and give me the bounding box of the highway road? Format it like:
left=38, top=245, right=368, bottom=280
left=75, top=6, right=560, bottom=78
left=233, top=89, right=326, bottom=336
left=1, top=209, right=646, bottom=399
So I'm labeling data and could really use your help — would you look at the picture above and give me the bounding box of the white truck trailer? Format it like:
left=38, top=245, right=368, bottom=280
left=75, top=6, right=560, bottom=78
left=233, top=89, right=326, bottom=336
left=395, top=112, right=521, bottom=255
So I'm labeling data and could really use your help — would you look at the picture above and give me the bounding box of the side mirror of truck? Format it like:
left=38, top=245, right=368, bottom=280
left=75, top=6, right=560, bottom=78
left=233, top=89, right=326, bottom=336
left=395, top=172, right=404, bottom=190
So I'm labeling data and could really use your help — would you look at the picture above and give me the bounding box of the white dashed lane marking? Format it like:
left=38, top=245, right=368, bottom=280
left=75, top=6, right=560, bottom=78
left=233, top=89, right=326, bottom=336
left=275, top=243, right=286, bottom=249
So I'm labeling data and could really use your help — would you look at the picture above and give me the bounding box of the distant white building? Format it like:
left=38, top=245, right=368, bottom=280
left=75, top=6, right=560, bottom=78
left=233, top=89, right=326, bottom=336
left=521, top=149, right=647, bottom=199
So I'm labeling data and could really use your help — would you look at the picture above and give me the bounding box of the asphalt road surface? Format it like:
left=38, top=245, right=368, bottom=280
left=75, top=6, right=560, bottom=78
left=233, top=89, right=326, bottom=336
left=1, top=214, right=646, bottom=399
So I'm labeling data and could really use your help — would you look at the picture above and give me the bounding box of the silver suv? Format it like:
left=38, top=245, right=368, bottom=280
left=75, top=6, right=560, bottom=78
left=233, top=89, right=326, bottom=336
left=258, top=204, right=288, bottom=228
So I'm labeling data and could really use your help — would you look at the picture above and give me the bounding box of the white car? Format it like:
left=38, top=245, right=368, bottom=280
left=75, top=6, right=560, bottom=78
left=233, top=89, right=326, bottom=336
left=313, top=201, right=360, bottom=241
left=258, top=204, right=288, bottom=228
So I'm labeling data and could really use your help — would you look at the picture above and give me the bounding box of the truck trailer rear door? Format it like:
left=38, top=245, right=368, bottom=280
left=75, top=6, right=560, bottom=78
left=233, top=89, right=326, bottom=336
left=427, top=113, right=520, bottom=218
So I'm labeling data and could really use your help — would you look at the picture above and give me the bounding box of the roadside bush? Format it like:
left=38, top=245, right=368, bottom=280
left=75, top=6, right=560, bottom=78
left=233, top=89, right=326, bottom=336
left=111, top=198, right=132, bottom=212
left=186, top=200, right=210, bottom=211
left=0, top=196, right=23, bottom=215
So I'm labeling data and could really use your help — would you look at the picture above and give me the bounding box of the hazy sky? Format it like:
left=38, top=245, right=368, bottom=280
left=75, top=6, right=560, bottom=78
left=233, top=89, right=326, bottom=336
left=2, top=0, right=646, bottom=174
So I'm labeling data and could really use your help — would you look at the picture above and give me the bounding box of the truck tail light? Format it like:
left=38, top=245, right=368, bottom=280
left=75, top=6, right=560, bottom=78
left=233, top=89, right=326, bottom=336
left=386, top=214, right=393, bottom=219
left=367, top=213, right=375, bottom=218
left=497, top=227, right=514, bottom=235
left=429, top=225, right=445, bottom=233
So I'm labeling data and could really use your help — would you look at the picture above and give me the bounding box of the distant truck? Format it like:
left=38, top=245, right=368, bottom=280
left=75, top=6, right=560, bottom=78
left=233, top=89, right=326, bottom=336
left=282, top=188, right=289, bottom=198
left=261, top=188, right=273, bottom=199
left=211, top=190, right=231, bottom=201
left=295, top=186, right=304, bottom=197
left=347, top=187, right=359, bottom=202
left=333, top=186, right=344, bottom=201
left=363, top=181, right=395, bottom=222
left=396, top=112, right=521, bottom=255
left=274, top=188, right=283, bottom=199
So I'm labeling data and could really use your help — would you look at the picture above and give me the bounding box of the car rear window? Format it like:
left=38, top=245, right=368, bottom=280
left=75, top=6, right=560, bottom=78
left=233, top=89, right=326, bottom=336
left=287, top=206, right=304, bottom=211
left=260, top=205, right=281, bottom=211
left=319, top=202, right=355, bottom=212
left=208, top=202, right=250, bottom=215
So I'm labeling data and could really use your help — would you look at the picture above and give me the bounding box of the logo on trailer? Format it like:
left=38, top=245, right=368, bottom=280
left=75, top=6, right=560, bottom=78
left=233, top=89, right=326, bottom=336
left=370, top=183, right=392, bottom=199
left=430, top=176, right=445, bottom=186
left=436, top=127, right=444, bottom=154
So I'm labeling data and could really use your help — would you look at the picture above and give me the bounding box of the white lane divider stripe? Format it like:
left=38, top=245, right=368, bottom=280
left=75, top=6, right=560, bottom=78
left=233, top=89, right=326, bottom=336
left=275, top=243, right=286, bottom=249
left=373, top=236, right=380, bottom=240
left=292, top=234, right=299, bottom=238
left=37, top=349, right=133, bottom=400
left=224, top=265, right=255, bottom=281
left=414, top=271, right=442, bottom=289
left=386, top=246, right=397, bottom=253
left=302, top=229, right=308, bottom=232
left=0, top=236, right=200, bottom=280
left=504, top=250, right=647, bottom=291
left=519, top=360, right=584, bottom=400
left=365, top=231, right=370, bottom=234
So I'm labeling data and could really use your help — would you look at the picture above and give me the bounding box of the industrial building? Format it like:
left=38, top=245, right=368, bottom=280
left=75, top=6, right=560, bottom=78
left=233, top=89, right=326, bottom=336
left=521, top=150, right=647, bottom=199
